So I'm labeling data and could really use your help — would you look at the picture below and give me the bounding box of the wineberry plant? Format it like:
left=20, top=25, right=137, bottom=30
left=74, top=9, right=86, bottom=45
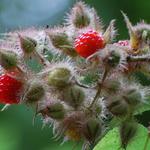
left=0, top=1, right=150, bottom=150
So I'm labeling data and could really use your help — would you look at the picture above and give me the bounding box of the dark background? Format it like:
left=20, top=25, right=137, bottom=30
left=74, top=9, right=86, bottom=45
left=0, top=0, right=150, bottom=150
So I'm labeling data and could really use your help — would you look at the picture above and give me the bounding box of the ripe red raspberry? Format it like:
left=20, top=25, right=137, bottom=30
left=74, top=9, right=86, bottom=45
left=74, top=30, right=105, bottom=58
left=0, top=73, right=23, bottom=104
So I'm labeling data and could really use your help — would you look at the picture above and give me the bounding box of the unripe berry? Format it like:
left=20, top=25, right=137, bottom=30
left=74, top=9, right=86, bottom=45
left=19, top=35, right=37, bottom=54
left=48, top=67, right=71, bottom=88
left=49, top=32, right=68, bottom=48
left=71, top=2, right=90, bottom=28
left=47, top=103, right=65, bottom=119
left=120, top=120, right=138, bottom=149
left=116, top=40, right=130, bottom=47
left=48, top=32, right=77, bottom=57
left=0, top=73, right=23, bottom=104
left=105, top=50, right=121, bottom=68
left=24, top=82, right=45, bottom=103
left=40, top=103, right=65, bottom=120
left=63, top=112, right=85, bottom=141
left=106, top=96, right=129, bottom=117
left=75, top=30, right=105, bottom=58
left=62, top=85, right=85, bottom=109
left=123, top=89, right=142, bottom=106
left=103, top=80, right=120, bottom=94
left=82, top=117, right=102, bottom=143
left=0, top=51, right=18, bottom=70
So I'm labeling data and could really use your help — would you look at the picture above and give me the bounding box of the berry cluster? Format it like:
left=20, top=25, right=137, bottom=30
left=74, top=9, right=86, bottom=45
left=0, top=1, right=150, bottom=150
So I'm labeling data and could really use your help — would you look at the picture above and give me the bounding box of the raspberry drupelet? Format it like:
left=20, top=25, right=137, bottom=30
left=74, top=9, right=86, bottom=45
left=0, top=73, right=23, bottom=104
left=75, top=30, right=105, bottom=58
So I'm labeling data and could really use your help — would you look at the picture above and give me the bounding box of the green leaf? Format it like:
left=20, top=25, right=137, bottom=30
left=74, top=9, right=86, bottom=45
left=133, top=71, right=150, bottom=86
left=94, top=124, right=150, bottom=150
left=25, top=58, right=43, bottom=73
left=80, top=73, right=99, bottom=85
left=135, top=103, right=150, bottom=115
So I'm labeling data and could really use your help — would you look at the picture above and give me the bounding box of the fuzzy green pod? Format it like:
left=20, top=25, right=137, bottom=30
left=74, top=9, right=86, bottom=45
left=48, top=32, right=77, bottom=57
left=107, top=50, right=121, bottom=68
left=120, top=120, right=138, bottom=149
left=48, top=67, right=71, bottom=88
left=0, top=51, right=18, bottom=70
left=71, top=2, right=90, bottom=28
left=63, top=85, right=85, bottom=109
left=106, top=96, right=129, bottom=117
left=47, top=103, right=65, bottom=119
left=104, top=80, right=120, bottom=94
left=49, top=33, right=69, bottom=49
left=19, top=35, right=37, bottom=54
left=123, top=89, right=142, bottom=106
left=24, top=82, right=45, bottom=103
left=82, top=117, right=102, bottom=143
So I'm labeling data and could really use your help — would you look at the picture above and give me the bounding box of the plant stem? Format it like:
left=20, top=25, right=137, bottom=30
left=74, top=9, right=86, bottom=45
left=89, top=68, right=108, bottom=109
left=127, top=54, right=150, bottom=63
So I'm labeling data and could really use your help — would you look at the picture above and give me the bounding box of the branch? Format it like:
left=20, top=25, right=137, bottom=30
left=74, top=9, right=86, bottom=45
left=127, top=54, right=150, bottom=63
left=89, top=68, right=108, bottom=109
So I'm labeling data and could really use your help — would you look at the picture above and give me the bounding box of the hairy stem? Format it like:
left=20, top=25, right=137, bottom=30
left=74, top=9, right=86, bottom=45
left=127, top=54, right=150, bottom=62
left=89, top=68, right=108, bottom=109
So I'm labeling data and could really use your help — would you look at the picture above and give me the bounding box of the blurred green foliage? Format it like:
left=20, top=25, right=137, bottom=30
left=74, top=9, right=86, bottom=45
left=0, top=0, right=150, bottom=150
left=94, top=124, right=150, bottom=150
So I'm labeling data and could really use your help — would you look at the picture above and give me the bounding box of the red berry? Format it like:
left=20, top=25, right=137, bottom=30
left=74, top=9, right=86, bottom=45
left=0, top=73, right=23, bottom=104
left=115, top=40, right=129, bottom=47
left=74, top=30, right=105, bottom=58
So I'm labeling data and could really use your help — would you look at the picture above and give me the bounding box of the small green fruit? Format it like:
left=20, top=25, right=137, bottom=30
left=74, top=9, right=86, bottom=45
left=49, top=33, right=69, bottom=49
left=19, top=35, right=37, bottom=54
left=0, top=51, right=18, bottom=70
left=120, top=120, right=138, bottom=149
left=25, top=82, right=45, bottom=103
left=63, top=85, right=85, bottom=108
left=104, top=80, right=120, bottom=94
left=83, top=118, right=101, bottom=143
left=47, top=103, right=65, bottom=119
left=107, top=51, right=120, bottom=68
left=49, top=32, right=77, bottom=57
left=106, top=96, right=129, bottom=117
left=123, top=89, right=142, bottom=106
left=72, top=2, right=90, bottom=28
left=48, top=67, right=71, bottom=88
